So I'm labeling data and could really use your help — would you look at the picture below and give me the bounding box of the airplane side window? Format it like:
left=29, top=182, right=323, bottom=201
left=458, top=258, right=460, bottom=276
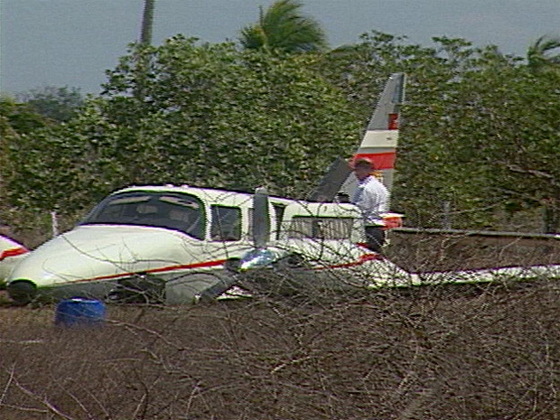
left=211, top=206, right=241, bottom=241
left=247, top=208, right=254, bottom=239
left=287, top=217, right=354, bottom=240
left=272, top=204, right=286, bottom=240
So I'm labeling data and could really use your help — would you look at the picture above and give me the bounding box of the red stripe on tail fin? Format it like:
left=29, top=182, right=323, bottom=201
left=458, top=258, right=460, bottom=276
left=388, top=113, right=399, bottom=130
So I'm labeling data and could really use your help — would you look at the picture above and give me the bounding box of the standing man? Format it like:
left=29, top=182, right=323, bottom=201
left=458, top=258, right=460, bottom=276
left=351, top=157, right=389, bottom=253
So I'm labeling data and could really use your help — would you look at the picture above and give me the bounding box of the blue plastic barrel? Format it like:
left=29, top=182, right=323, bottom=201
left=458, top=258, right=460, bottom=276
left=55, top=297, right=106, bottom=327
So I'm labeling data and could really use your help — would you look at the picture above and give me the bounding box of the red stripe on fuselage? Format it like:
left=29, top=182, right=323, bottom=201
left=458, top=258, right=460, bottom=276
left=313, top=253, right=382, bottom=270
left=0, top=247, right=29, bottom=262
left=56, top=253, right=381, bottom=285
left=69, top=258, right=228, bottom=284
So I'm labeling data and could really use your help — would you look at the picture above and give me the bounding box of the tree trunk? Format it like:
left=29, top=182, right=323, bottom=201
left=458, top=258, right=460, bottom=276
left=140, top=0, right=156, bottom=45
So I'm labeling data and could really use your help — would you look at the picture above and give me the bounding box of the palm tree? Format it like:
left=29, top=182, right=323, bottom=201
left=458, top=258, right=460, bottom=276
left=239, top=0, right=328, bottom=53
left=527, top=35, right=560, bottom=73
left=135, top=0, right=156, bottom=99
left=140, top=0, right=156, bottom=45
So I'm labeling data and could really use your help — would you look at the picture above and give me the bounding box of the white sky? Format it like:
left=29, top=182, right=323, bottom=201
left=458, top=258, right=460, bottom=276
left=1, top=0, right=559, bottom=94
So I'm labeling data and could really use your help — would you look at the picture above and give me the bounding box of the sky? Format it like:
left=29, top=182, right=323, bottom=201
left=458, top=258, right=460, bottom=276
left=1, top=0, right=559, bottom=95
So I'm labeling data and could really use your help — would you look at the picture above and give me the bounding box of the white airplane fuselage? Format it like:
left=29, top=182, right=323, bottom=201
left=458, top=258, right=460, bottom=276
left=6, top=185, right=404, bottom=304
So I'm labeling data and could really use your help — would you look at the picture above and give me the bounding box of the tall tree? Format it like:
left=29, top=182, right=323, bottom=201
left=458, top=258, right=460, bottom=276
left=239, top=0, right=327, bottom=53
left=140, top=0, right=156, bottom=45
left=136, top=0, right=157, bottom=99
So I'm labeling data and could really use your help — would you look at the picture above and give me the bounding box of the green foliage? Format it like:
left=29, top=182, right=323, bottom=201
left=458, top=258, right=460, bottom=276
left=239, top=0, right=328, bottom=53
left=0, top=97, right=52, bottom=134
left=0, top=98, right=56, bottom=229
left=2, top=30, right=559, bottom=235
left=98, top=38, right=357, bottom=198
left=398, top=46, right=560, bottom=230
left=527, top=35, right=560, bottom=73
left=317, top=32, right=560, bottom=231
left=2, top=37, right=358, bottom=222
left=1, top=99, right=126, bottom=218
left=16, top=86, right=84, bottom=123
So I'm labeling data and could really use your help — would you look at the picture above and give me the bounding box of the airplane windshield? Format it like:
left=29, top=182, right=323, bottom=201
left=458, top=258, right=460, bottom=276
left=80, top=192, right=206, bottom=240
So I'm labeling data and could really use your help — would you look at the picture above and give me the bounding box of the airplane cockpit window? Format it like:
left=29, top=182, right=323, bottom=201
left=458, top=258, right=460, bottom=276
left=211, top=205, right=241, bottom=241
left=286, top=216, right=354, bottom=240
left=80, top=192, right=206, bottom=240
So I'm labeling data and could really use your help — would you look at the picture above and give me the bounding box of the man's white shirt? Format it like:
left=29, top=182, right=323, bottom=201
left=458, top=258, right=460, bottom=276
left=352, top=175, right=390, bottom=226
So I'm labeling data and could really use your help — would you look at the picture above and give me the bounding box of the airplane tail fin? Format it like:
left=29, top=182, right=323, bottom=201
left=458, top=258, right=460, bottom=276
left=342, top=72, right=406, bottom=195
left=309, top=73, right=406, bottom=202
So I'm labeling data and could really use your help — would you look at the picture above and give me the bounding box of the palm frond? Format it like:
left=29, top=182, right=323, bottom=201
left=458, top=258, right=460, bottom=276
left=527, top=35, right=560, bottom=71
left=239, top=0, right=327, bottom=53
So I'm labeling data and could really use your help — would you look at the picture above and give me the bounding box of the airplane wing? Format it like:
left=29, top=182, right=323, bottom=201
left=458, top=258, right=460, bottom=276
left=307, top=157, right=353, bottom=202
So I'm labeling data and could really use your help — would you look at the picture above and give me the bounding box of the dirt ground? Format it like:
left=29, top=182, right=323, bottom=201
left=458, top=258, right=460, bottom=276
left=2, top=230, right=560, bottom=419
left=1, top=278, right=560, bottom=420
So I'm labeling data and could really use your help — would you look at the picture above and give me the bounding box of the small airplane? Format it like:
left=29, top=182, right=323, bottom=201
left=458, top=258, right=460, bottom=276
left=5, top=184, right=410, bottom=305
left=5, top=73, right=409, bottom=305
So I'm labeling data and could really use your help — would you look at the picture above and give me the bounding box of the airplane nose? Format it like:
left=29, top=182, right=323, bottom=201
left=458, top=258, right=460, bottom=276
left=6, top=280, right=37, bottom=305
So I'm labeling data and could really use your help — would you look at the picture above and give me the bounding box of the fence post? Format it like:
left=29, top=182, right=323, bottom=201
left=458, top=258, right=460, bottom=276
left=442, top=201, right=452, bottom=229
left=51, top=211, right=59, bottom=237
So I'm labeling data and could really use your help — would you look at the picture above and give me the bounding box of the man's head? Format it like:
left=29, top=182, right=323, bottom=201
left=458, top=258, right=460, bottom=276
left=353, top=157, right=374, bottom=181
